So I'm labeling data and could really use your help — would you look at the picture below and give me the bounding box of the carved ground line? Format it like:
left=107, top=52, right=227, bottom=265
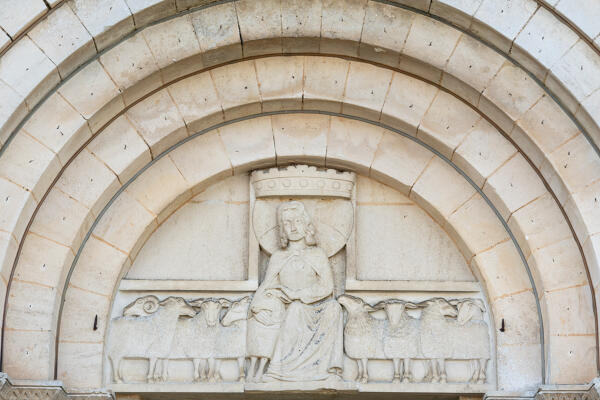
left=1, top=0, right=599, bottom=162
left=50, top=110, right=545, bottom=383
left=0, top=51, right=592, bottom=382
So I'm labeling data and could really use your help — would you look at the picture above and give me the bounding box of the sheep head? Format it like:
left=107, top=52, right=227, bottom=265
left=421, top=298, right=457, bottom=318
left=379, top=300, right=418, bottom=325
left=338, top=294, right=384, bottom=314
left=159, top=297, right=196, bottom=317
left=123, top=295, right=160, bottom=316
left=195, top=298, right=231, bottom=327
left=222, top=296, right=251, bottom=326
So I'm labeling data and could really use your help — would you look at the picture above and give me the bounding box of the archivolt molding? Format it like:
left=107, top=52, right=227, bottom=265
left=0, top=55, right=596, bottom=387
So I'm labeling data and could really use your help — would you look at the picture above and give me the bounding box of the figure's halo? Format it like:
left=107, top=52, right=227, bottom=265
left=253, top=199, right=354, bottom=257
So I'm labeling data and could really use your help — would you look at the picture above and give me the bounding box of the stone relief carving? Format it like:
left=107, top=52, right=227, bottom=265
left=107, top=167, right=495, bottom=391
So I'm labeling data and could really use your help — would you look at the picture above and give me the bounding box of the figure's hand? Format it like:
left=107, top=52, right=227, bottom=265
left=253, top=310, right=273, bottom=325
left=271, top=287, right=293, bottom=304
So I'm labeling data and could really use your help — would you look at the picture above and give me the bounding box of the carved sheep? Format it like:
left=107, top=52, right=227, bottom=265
left=169, top=298, right=230, bottom=382
left=450, top=298, right=490, bottom=383
left=213, top=296, right=252, bottom=382
left=107, top=296, right=196, bottom=383
left=338, top=294, right=386, bottom=383
left=246, top=289, right=286, bottom=382
left=378, top=300, right=420, bottom=383
left=419, top=298, right=458, bottom=383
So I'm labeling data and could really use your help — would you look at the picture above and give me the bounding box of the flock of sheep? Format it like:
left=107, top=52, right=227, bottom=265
left=107, top=293, right=490, bottom=385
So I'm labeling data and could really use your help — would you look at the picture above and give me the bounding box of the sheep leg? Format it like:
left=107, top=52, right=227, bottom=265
left=392, top=358, right=402, bottom=383
left=247, top=357, right=257, bottom=381
left=192, top=359, right=206, bottom=382
left=477, top=358, right=487, bottom=384
left=438, top=359, right=447, bottom=383
left=237, top=357, right=245, bottom=382
left=356, top=359, right=364, bottom=383
left=360, top=359, right=369, bottom=383
left=118, top=357, right=125, bottom=383
left=255, top=357, right=268, bottom=382
left=158, top=359, right=168, bottom=382
left=431, top=360, right=440, bottom=383
left=147, top=357, right=157, bottom=383
left=403, top=358, right=412, bottom=383
left=423, top=359, right=433, bottom=382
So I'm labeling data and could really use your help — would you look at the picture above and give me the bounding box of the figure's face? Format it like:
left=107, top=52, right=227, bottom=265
left=282, top=209, right=306, bottom=241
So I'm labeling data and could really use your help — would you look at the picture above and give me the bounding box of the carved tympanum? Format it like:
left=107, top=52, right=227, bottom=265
left=106, top=199, right=492, bottom=386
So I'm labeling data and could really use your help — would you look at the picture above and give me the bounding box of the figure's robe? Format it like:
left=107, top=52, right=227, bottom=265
left=259, top=246, right=344, bottom=381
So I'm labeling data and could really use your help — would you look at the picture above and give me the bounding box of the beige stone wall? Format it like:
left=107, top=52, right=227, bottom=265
left=0, top=0, right=597, bottom=396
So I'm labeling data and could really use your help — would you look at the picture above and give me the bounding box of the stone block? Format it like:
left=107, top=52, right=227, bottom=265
left=359, top=2, right=412, bottom=65
left=508, top=193, right=571, bottom=260
left=99, top=34, right=161, bottom=105
left=410, top=156, right=476, bottom=224
left=29, top=188, right=93, bottom=248
left=167, top=72, right=224, bottom=134
left=22, top=92, right=92, bottom=165
left=28, top=5, right=95, bottom=78
left=496, top=344, right=541, bottom=391
left=141, top=14, right=203, bottom=83
left=303, top=57, right=349, bottom=112
left=280, top=0, right=322, bottom=52
left=0, top=80, right=27, bottom=147
left=0, top=177, right=37, bottom=240
left=70, top=236, right=129, bottom=298
left=210, top=61, right=261, bottom=120
left=88, top=115, right=152, bottom=183
left=68, top=0, right=134, bottom=50
left=548, top=40, right=600, bottom=115
left=518, top=94, right=580, bottom=156
left=511, top=7, right=578, bottom=80
left=546, top=133, right=600, bottom=196
left=168, top=130, right=233, bottom=194
left=125, top=0, right=177, bottom=27
left=272, top=113, right=328, bottom=166
left=0, top=131, right=61, bottom=202
left=418, top=91, right=481, bottom=159
left=93, top=191, right=157, bottom=255
left=442, top=35, right=505, bottom=106
left=452, top=118, right=516, bottom=188
left=326, top=117, right=384, bottom=175
left=0, top=0, right=47, bottom=37
left=59, top=285, right=111, bottom=343
left=57, top=341, right=103, bottom=388
left=16, top=233, right=73, bottom=288
left=546, top=334, right=596, bottom=384
left=430, top=0, right=482, bottom=30
left=126, top=90, right=188, bottom=157
left=191, top=3, right=242, bottom=66
left=218, top=116, right=276, bottom=173
left=563, top=179, right=600, bottom=242
left=342, top=61, right=393, bottom=120
left=3, top=330, right=54, bottom=380
left=254, top=56, right=304, bottom=111
left=530, top=238, right=587, bottom=294
left=125, top=156, right=192, bottom=223
left=5, top=280, right=56, bottom=331
left=509, top=124, right=545, bottom=169
left=491, top=290, right=540, bottom=346
left=471, top=0, right=538, bottom=53
left=401, top=15, right=461, bottom=82
left=0, top=29, right=9, bottom=52
left=380, top=73, right=438, bottom=136
left=483, top=153, right=547, bottom=220
left=0, top=37, right=60, bottom=109
left=0, top=231, right=17, bottom=284
left=55, top=149, right=121, bottom=218
left=446, top=194, right=509, bottom=259
left=480, top=62, right=544, bottom=134
left=236, top=0, right=283, bottom=56
left=472, top=240, right=531, bottom=300
left=320, top=0, right=367, bottom=56
left=370, top=131, right=434, bottom=195
left=58, top=61, right=125, bottom=133
left=555, top=0, right=600, bottom=40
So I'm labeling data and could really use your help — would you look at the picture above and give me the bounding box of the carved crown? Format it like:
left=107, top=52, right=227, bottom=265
left=251, top=165, right=356, bottom=198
